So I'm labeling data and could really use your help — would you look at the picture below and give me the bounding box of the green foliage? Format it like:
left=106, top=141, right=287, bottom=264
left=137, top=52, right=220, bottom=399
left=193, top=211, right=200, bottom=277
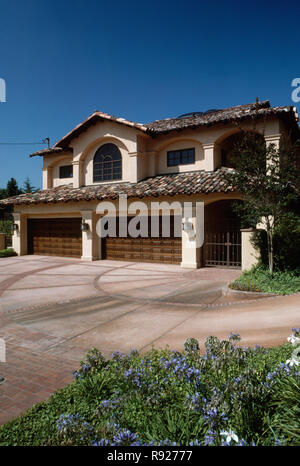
left=253, top=218, right=300, bottom=271
left=270, top=375, right=300, bottom=444
left=6, top=178, right=22, bottom=197
left=184, top=337, right=200, bottom=354
left=0, top=220, right=12, bottom=235
left=230, top=266, right=300, bottom=295
left=0, top=335, right=299, bottom=447
left=223, top=131, right=299, bottom=225
left=0, top=248, right=17, bottom=257
left=142, top=408, right=205, bottom=445
left=0, top=177, right=39, bottom=199
left=0, top=188, right=7, bottom=200
left=23, top=177, right=36, bottom=193
left=222, top=131, right=300, bottom=274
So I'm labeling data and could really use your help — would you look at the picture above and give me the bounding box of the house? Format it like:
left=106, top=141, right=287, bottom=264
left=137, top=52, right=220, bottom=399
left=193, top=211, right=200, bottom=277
left=1, top=100, right=299, bottom=270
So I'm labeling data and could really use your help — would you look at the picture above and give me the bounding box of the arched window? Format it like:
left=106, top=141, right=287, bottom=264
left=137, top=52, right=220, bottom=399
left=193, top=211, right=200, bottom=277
left=93, top=143, right=122, bottom=182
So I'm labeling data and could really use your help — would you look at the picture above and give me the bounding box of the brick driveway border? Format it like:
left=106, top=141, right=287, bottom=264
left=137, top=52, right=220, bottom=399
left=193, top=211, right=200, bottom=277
left=0, top=342, right=75, bottom=426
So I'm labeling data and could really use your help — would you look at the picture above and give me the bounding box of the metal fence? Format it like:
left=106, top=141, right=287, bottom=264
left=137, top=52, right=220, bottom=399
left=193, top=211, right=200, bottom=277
left=204, top=230, right=241, bottom=268
left=5, top=234, right=12, bottom=248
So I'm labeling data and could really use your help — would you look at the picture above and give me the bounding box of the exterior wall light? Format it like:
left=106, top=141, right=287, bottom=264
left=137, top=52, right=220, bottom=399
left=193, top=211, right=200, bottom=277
left=12, top=223, right=19, bottom=232
left=81, top=222, right=89, bottom=232
left=183, top=221, right=193, bottom=232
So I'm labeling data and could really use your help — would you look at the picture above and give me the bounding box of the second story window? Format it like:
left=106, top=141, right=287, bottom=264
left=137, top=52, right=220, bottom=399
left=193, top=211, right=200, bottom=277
left=167, top=148, right=195, bottom=167
left=93, top=143, right=122, bottom=182
left=59, top=165, right=73, bottom=178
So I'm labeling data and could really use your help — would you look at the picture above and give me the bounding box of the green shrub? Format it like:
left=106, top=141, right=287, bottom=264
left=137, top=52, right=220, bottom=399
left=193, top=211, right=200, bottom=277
left=0, top=334, right=299, bottom=446
left=0, top=248, right=17, bottom=258
left=253, top=218, right=300, bottom=271
left=0, top=220, right=12, bottom=235
left=230, top=266, right=300, bottom=295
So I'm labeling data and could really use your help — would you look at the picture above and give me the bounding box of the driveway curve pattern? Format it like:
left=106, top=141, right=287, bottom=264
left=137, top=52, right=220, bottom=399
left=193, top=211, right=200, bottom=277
left=0, top=256, right=299, bottom=425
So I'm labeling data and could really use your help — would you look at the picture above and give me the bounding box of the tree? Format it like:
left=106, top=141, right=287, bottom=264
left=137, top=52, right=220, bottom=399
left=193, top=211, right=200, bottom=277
left=222, top=131, right=300, bottom=275
left=23, top=177, right=36, bottom=193
left=0, top=189, right=7, bottom=200
left=6, top=178, right=22, bottom=197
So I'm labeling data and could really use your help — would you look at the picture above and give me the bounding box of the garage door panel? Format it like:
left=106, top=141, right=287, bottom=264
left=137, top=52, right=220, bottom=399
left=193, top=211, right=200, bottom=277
left=28, top=219, right=82, bottom=258
left=104, top=218, right=182, bottom=264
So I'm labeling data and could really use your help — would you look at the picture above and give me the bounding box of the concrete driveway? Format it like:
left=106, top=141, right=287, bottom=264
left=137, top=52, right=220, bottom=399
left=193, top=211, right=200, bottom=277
left=0, top=255, right=299, bottom=425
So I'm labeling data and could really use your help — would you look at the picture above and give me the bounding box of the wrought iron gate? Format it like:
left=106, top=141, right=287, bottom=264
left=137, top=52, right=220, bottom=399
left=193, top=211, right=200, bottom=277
left=204, top=230, right=241, bottom=268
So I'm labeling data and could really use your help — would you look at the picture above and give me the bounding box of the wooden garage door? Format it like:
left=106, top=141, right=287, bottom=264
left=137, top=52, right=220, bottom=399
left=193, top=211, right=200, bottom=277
left=104, top=217, right=182, bottom=264
left=28, top=218, right=82, bottom=258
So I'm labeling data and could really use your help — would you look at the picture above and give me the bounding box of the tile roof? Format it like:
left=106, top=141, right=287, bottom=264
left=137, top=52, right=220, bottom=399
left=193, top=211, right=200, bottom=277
left=0, top=168, right=235, bottom=206
left=53, top=111, right=148, bottom=149
left=29, top=147, right=73, bottom=157
left=29, top=100, right=299, bottom=157
left=145, top=101, right=299, bottom=134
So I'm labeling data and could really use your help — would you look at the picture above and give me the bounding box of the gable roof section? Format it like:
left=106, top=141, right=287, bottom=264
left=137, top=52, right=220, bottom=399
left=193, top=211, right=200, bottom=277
left=0, top=168, right=235, bottom=206
left=55, top=111, right=148, bottom=148
left=29, top=101, right=300, bottom=157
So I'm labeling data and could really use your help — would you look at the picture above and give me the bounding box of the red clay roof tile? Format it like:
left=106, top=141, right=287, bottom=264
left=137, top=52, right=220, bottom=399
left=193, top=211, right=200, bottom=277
left=0, top=168, right=235, bottom=206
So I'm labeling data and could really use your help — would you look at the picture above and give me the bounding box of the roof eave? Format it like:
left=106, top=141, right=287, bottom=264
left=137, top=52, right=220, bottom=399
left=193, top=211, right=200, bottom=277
left=54, top=112, right=148, bottom=150
left=29, top=147, right=73, bottom=158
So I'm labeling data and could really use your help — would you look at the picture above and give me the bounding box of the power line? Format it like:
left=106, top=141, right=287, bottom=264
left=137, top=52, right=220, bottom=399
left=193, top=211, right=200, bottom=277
left=0, top=142, right=46, bottom=145
left=0, top=137, right=50, bottom=148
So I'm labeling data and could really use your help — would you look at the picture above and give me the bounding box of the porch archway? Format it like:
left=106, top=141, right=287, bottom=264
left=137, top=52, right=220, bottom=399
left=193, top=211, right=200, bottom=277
left=204, top=199, right=242, bottom=268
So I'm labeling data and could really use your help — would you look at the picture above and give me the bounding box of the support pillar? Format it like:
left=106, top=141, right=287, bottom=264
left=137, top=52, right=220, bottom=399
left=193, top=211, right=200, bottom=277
left=241, top=228, right=260, bottom=271
left=12, top=213, right=27, bottom=255
left=72, top=160, right=83, bottom=188
left=128, top=152, right=138, bottom=183
left=42, top=167, right=52, bottom=189
left=264, top=134, right=281, bottom=149
left=81, top=210, right=97, bottom=261
left=203, top=143, right=220, bottom=171
left=181, top=203, right=204, bottom=269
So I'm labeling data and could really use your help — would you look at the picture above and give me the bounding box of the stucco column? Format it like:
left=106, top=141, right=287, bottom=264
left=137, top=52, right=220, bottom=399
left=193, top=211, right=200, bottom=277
left=145, top=151, right=157, bottom=177
left=264, top=134, right=281, bottom=149
left=81, top=210, right=97, bottom=261
left=72, top=160, right=83, bottom=188
left=128, top=152, right=138, bottom=183
left=181, top=203, right=204, bottom=269
left=241, top=228, right=260, bottom=271
left=12, top=213, right=27, bottom=255
left=264, top=134, right=281, bottom=173
left=42, top=167, right=52, bottom=189
left=203, top=143, right=220, bottom=171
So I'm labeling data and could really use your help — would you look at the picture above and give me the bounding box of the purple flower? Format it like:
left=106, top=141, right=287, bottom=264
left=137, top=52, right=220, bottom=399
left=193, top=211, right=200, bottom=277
left=204, top=430, right=217, bottom=446
left=228, top=332, right=241, bottom=342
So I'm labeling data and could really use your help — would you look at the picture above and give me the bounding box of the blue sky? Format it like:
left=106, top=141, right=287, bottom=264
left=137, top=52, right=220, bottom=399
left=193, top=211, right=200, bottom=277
left=0, top=0, right=299, bottom=190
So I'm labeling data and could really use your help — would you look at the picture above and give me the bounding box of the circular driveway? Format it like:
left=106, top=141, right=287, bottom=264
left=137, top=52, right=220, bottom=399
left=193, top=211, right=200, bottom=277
left=0, top=255, right=299, bottom=425
left=0, top=255, right=298, bottom=356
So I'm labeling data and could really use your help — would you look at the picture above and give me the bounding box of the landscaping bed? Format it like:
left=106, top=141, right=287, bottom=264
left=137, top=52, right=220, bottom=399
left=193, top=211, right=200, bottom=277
left=230, top=266, right=300, bottom=295
left=0, top=248, right=17, bottom=258
left=0, top=331, right=299, bottom=447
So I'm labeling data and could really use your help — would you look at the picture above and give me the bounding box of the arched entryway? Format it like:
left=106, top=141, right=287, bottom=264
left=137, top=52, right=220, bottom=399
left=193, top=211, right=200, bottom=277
left=204, top=200, right=241, bottom=268
left=218, top=130, right=266, bottom=169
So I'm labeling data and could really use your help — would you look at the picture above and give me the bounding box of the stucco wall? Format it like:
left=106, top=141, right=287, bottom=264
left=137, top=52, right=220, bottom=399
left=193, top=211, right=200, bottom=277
left=43, top=153, right=74, bottom=189
left=71, top=121, right=139, bottom=185
left=12, top=192, right=242, bottom=265
left=44, top=115, right=282, bottom=188
left=156, top=139, right=205, bottom=174
left=52, top=157, right=74, bottom=187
